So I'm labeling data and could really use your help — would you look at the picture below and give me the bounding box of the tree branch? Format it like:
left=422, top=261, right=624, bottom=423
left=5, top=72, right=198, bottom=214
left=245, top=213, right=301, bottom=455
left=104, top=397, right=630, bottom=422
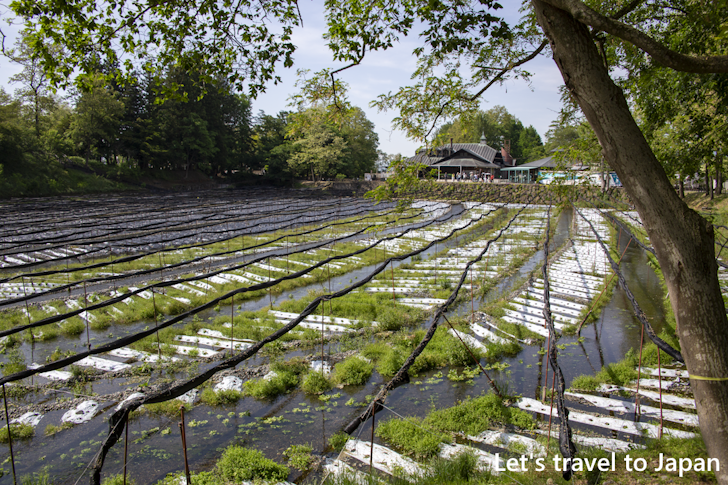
left=470, top=39, right=548, bottom=101
left=540, top=0, right=728, bottom=73
left=611, top=0, right=644, bottom=20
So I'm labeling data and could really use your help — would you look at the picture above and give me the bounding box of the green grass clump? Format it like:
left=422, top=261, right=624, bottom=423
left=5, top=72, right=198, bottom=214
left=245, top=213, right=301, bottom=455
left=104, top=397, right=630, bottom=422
left=482, top=340, right=522, bottom=362
left=142, top=399, right=191, bottom=418
left=34, top=326, right=59, bottom=341
left=328, top=432, right=349, bottom=452
left=19, top=468, right=51, bottom=485
left=422, top=452, right=482, bottom=484
left=377, top=305, right=422, bottom=331
left=60, top=318, right=85, bottom=336
left=363, top=327, right=485, bottom=378
left=376, top=416, right=451, bottom=460
left=411, top=327, right=484, bottom=374
left=301, top=371, right=333, bottom=395
left=2, top=347, right=26, bottom=376
left=283, top=443, right=314, bottom=471
left=101, top=474, right=136, bottom=485
left=200, top=388, right=244, bottom=406
left=244, top=366, right=300, bottom=400
left=333, top=356, right=373, bottom=386
left=570, top=349, right=639, bottom=391
left=44, top=422, right=73, bottom=436
left=570, top=374, right=601, bottom=391
left=216, top=445, right=289, bottom=482
left=0, top=423, right=34, bottom=443
left=241, top=357, right=311, bottom=399
left=424, top=392, right=535, bottom=435
left=368, top=345, right=406, bottom=377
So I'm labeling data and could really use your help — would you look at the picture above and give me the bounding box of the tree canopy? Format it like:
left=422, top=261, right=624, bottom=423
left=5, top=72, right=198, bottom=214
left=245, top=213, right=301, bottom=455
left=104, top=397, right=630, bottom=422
left=6, top=0, right=728, bottom=481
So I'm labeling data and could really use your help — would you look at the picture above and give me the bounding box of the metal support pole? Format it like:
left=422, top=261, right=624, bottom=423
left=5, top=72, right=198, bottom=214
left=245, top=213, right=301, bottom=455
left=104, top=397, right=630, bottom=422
left=391, top=260, right=395, bottom=303
left=84, top=280, right=90, bottom=351
left=657, top=347, right=664, bottom=439
left=152, top=289, right=161, bottom=360
left=230, top=293, right=235, bottom=355
left=268, top=257, right=272, bottom=308
left=635, top=319, right=645, bottom=416
left=3, top=384, right=17, bottom=485
left=369, top=405, right=376, bottom=476
left=22, top=277, right=33, bottom=344
left=470, top=267, right=474, bottom=324
left=179, top=406, right=191, bottom=485
left=123, top=418, right=129, bottom=485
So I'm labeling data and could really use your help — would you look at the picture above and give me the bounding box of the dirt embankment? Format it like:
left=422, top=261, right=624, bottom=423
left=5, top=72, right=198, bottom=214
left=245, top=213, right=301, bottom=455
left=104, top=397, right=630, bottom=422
left=392, top=181, right=632, bottom=205
left=299, top=180, right=386, bottom=196
left=297, top=180, right=633, bottom=205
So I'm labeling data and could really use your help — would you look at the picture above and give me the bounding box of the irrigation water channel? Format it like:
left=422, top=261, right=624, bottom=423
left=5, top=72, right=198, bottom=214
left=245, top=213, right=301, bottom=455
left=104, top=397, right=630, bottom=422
left=0, top=194, right=668, bottom=484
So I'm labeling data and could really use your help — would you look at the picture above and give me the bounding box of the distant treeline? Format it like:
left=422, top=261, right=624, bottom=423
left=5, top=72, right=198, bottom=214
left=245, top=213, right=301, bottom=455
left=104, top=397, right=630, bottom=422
left=1, top=56, right=380, bottom=196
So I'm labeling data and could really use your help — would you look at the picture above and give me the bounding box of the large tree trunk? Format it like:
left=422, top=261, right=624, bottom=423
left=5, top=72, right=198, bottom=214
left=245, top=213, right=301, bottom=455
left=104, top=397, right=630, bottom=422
left=532, top=2, right=728, bottom=482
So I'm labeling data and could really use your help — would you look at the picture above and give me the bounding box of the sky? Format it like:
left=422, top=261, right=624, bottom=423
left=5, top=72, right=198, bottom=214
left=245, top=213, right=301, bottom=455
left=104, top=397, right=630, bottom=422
left=0, top=1, right=566, bottom=158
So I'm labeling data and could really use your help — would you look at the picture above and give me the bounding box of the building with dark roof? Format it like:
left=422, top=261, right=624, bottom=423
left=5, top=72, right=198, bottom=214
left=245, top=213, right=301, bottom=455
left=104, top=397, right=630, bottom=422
left=405, top=134, right=515, bottom=179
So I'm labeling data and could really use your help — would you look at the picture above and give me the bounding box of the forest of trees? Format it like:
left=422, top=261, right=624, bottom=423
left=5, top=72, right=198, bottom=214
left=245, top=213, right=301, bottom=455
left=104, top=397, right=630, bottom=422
left=0, top=41, right=380, bottom=196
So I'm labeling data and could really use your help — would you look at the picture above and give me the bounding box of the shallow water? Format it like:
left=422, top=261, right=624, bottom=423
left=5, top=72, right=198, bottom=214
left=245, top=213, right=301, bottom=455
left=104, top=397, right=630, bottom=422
left=0, top=204, right=672, bottom=484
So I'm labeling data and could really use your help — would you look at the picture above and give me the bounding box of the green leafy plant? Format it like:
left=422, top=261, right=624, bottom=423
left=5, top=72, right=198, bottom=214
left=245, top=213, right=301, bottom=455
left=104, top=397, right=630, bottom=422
left=301, top=371, right=333, bottom=394
left=333, top=356, right=373, bottom=386
left=283, top=443, right=314, bottom=471
left=215, top=445, right=289, bottom=482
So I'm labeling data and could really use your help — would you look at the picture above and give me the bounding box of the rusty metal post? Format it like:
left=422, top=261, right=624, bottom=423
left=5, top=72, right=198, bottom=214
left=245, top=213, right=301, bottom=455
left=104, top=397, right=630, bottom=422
left=179, top=406, right=191, bottom=485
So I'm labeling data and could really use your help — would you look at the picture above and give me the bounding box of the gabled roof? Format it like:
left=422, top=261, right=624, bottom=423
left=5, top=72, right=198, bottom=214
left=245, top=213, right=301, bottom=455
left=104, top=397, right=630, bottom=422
left=441, top=144, right=498, bottom=162
left=405, top=143, right=498, bottom=167
left=431, top=148, right=499, bottom=168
